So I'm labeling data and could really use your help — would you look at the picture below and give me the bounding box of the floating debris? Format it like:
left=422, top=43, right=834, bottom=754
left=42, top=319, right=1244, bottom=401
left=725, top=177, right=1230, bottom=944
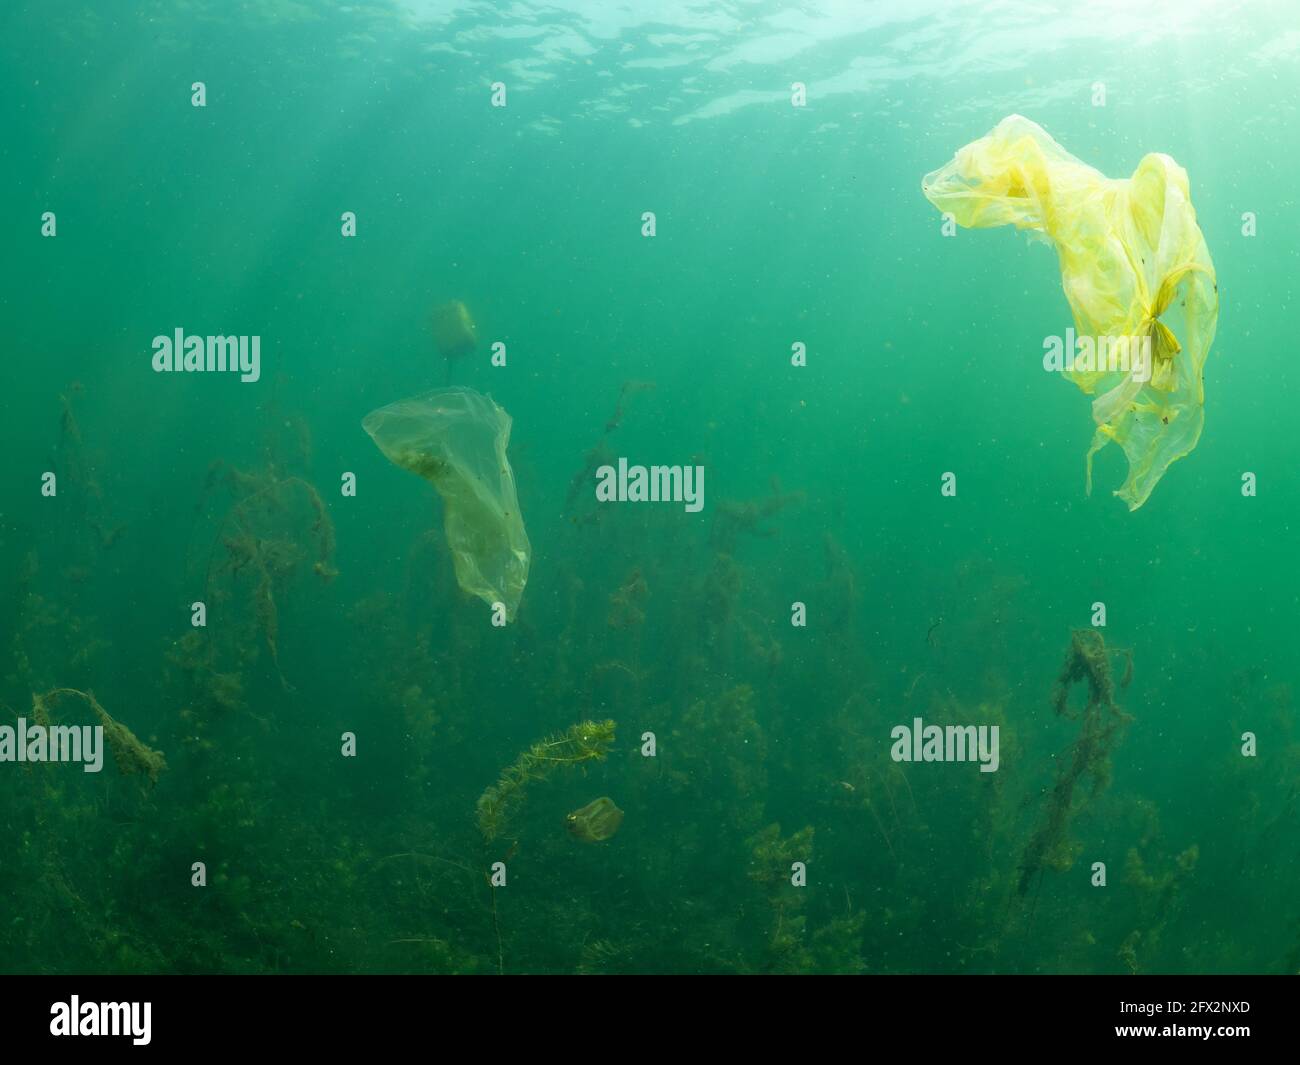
left=566, top=797, right=624, bottom=842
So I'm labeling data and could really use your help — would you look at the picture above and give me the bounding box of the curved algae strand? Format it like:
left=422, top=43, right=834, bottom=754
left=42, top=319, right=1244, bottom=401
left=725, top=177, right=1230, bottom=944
left=36, top=688, right=166, bottom=785
left=476, top=720, right=616, bottom=841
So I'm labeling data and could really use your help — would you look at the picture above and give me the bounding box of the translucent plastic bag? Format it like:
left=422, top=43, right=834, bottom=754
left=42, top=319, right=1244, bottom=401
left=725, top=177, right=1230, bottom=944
left=923, top=115, right=1218, bottom=510
left=363, top=387, right=530, bottom=618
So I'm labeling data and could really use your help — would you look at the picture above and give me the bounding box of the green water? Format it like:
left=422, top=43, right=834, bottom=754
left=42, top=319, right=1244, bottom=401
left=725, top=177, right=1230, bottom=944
left=2, top=0, right=1297, bottom=974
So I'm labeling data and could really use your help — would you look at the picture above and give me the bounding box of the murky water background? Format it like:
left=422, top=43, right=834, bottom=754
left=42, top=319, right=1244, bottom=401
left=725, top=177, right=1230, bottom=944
left=2, top=1, right=1297, bottom=974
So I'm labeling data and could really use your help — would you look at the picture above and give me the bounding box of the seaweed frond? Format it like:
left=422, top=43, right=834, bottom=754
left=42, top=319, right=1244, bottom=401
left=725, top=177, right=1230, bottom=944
left=476, top=720, right=616, bottom=841
left=35, top=688, right=167, bottom=785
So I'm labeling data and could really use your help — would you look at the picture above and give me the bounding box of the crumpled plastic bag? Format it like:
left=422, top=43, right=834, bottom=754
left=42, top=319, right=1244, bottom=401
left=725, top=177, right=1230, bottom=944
left=922, top=115, right=1218, bottom=510
left=363, top=386, right=530, bottom=618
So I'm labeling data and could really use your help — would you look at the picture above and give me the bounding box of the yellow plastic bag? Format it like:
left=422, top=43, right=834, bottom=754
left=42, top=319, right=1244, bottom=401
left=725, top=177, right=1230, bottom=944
left=922, top=115, right=1218, bottom=510
left=363, top=387, right=530, bottom=618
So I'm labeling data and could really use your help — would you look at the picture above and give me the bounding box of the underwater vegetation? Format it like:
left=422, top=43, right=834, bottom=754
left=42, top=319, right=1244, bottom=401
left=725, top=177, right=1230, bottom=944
left=1018, top=630, right=1132, bottom=898
left=0, top=387, right=1291, bottom=978
left=33, top=688, right=167, bottom=785
left=200, top=465, right=337, bottom=688
left=564, top=380, right=657, bottom=528
left=476, top=720, right=617, bottom=842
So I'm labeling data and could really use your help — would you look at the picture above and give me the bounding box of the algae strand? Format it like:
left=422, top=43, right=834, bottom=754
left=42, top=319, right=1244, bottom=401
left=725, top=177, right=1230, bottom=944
left=475, top=719, right=616, bottom=841
left=36, top=688, right=167, bottom=784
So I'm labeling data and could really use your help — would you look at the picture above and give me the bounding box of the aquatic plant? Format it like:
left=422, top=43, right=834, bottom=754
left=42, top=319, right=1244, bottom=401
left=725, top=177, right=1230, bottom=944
left=1018, top=629, right=1132, bottom=898
left=1050, top=627, right=1132, bottom=719
left=606, top=568, right=648, bottom=629
left=475, top=720, right=616, bottom=841
left=34, top=688, right=166, bottom=784
left=564, top=380, right=656, bottom=524
left=1118, top=843, right=1199, bottom=973
left=55, top=388, right=125, bottom=556
left=810, top=913, right=870, bottom=975
left=674, top=685, right=767, bottom=835
left=708, top=478, right=804, bottom=554
left=747, top=823, right=815, bottom=973
left=196, top=462, right=338, bottom=689
left=5, top=394, right=121, bottom=695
